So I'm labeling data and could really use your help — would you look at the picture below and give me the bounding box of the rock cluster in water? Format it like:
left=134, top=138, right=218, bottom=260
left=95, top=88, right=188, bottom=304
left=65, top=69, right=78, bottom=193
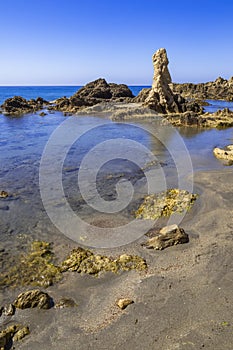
left=1, top=96, right=48, bottom=115
left=172, top=76, right=233, bottom=101
left=51, top=78, right=135, bottom=113
left=213, top=144, right=233, bottom=162
left=142, top=48, right=202, bottom=114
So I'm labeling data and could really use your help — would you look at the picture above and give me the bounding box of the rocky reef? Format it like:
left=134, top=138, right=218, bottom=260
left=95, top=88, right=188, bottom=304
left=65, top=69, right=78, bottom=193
left=135, top=189, right=197, bottom=220
left=142, top=48, right=202, bottom=114
left=172, top=76, right=233, bottom=101
left=51, top=78, right=135, bottom=113
left=1, top=96, right=48, bottom=115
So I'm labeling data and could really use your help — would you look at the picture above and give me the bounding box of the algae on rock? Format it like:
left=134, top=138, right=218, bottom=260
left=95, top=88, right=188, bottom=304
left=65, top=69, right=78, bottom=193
left=135, top=189, right=197, bottom=220
left=0, top=241, right=61, bottom=288
left=61, top=247, right=147, bottom=276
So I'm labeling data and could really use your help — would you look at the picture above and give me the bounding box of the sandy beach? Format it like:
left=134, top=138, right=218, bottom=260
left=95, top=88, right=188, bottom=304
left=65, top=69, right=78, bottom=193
left=0, top=166, right=229, bottom=349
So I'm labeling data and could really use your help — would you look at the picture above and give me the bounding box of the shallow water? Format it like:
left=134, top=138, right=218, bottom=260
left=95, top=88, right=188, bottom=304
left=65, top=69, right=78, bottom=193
left=0, top=84, right=233, bottom=251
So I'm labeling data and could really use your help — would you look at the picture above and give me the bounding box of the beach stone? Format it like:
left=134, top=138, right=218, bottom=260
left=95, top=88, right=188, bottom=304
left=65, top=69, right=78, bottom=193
left=0, top=191, right=8, bottom=198
left=0, top=303, right=15, bottom=317
left=144, top=48, right=201, bottom=114
left=116, top=298, right=134, bottom=310
left=213, top=144, right=233, bottom=161
left=14, top=289, right=53, bottom=309
left=55, top=297, right=78, bottom=309
left=143, top=224, right=189, bottom=250
left=0, top=324, right=29, bottom=348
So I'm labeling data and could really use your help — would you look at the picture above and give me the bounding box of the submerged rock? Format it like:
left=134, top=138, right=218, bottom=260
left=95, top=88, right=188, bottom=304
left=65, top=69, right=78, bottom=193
left=0, top=324, right=29, bottom=348
left=61, top=247, right=147, bottom=275
left=213, top=144, right=233, bottom=161
left=1, top=96, right=48, bottom=116
left=116, top=298, right=134, bottom=310
left=0, top=241, right=61, bottom=288
left=172, top=76, right=233, bottom=101
left=144, top=48, right=202, bottom=114
left=0, top=191, right=8, bottom=198
left=143, top=224, right=189, bottom=250
left=14, top=289, right=53, bottom=309
left=135, top=189, right=197, bottom=220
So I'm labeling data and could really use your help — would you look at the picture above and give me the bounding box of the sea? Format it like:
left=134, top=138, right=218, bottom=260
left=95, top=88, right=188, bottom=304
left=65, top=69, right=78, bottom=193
left=0, top=85, right=233, bottom=251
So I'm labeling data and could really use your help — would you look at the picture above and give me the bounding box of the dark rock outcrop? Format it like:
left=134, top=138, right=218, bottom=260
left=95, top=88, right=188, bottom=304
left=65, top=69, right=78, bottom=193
left=1, top=96, right=48, bottom=115
left=172, top=76, right=233, bottom=101
left=51, top=78, right=134, bottom=113
left=143, top=48, right=202, bottom=114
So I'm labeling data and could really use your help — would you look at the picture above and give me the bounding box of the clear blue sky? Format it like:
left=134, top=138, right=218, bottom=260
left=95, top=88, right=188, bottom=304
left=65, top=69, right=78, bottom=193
left=1, top=0, right=233, bottom=85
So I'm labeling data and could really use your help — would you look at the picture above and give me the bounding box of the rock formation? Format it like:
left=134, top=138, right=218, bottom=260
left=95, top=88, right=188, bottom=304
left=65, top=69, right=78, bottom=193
left=213, top=144, right=233, bottom=162
left=172, top=76, right=233, bottom=101
left=1, top=96, right=48, bottom=115
left=142, top=224, right=189, bottom=250
left=51, top=78, right=135, bottom=113
left=143, top=48, right=202, bottom=114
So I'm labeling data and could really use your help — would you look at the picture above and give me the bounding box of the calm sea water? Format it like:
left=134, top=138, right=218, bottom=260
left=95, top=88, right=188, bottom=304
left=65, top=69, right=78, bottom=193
left=0, top=85, right=150, bottom=105
left=0, top=86, right=233, bottom=249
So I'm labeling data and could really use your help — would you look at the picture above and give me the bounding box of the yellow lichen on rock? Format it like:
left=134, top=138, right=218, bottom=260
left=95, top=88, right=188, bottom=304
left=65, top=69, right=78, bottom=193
left=135, top=189, right=197, bottom=220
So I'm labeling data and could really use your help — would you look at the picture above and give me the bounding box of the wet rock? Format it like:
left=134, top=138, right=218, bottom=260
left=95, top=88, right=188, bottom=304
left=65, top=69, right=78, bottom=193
left=0, top=304, right=15, bottom=317
left=39, top=111, right=47, bottom=116
left=1, top=96, right=48, bottom=116
left=144, top=48, right=202, bottom=114
left=172, top=76, right=233, bottom=101
left=0, top=324, right=29, bottom=348
left=14, top=289, right=53, bottom=309
left=116, top=298, right=134, bottom=310
left=0, top=191, right=8, bottom=198
left=13, top=326, right=30, bottom=341
left=0, top=241, right=62, bottom=288
left=135, top=189, right=197, bottom=220
left=55, top=297, right=78, bottom=309
left=61, top=247, right=147, bottom=275
left=143, top=224, right=189, bottom=250
left=52, top=78, right=134, bottom=113
left=213, top=144, right=233, bottom=161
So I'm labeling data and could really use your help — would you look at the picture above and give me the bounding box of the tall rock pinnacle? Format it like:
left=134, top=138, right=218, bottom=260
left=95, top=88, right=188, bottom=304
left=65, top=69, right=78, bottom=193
left=145, top=48, right=187, bottom=113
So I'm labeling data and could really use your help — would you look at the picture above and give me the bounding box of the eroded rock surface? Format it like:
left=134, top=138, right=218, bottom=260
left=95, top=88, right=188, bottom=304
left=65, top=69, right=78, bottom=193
left=51, top=78, right=134, bottom=113
left=14, top=289, right=53, bottom=309
left=0, top=324, right=29, bottom=349
left=143, top=224, right=189, bottom=250
left=213, top=144, right=233, bottom=162
left=143, top=48, right=202, bottom=114
left=172, top=76, right=233, bottom=101
left=61, top=247, right=147, bottom=275
left=135, top=189, right=197, bottom=220
left=1, top=96, right=48, bottom=115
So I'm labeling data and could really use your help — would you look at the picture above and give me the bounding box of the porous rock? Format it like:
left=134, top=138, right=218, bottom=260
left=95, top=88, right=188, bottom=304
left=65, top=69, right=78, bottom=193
left=13, top=289, right=53, bottom=309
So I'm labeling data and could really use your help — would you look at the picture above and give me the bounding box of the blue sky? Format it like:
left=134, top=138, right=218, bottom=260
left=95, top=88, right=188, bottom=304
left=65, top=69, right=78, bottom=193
left=1, top=0, right=233, bottom=85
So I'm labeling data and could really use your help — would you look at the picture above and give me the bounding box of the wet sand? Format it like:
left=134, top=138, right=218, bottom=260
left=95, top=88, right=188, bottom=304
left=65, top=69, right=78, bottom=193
left=3, top=167, right=233, bottom=349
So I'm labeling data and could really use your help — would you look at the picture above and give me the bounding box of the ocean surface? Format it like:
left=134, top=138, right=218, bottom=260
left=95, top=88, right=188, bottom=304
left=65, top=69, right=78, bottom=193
left=0, top=85, right=233, bottom=250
